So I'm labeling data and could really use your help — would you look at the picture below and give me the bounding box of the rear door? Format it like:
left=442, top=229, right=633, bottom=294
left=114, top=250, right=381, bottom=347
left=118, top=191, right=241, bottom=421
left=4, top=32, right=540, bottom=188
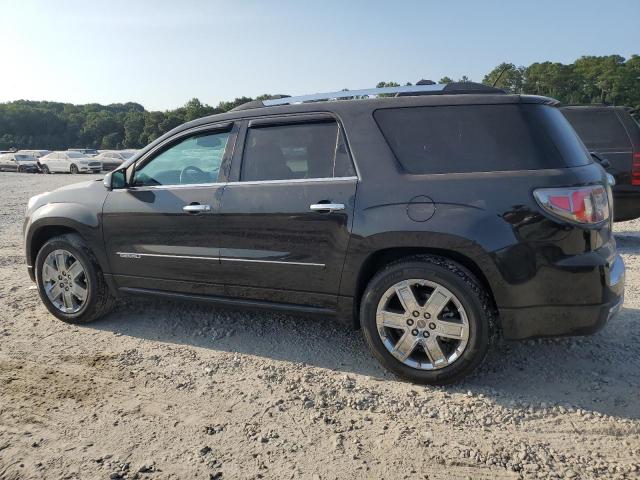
left=216, top=114, right=358, bottom=309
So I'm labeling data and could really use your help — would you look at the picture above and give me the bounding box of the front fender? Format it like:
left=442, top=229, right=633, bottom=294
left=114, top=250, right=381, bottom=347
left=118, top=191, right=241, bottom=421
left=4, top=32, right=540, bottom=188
left=24, top=202, right=107, bottom=273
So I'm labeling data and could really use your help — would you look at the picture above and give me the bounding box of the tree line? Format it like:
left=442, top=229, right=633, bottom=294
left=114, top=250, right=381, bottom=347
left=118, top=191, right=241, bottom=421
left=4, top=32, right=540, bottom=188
left=0, top=55, right=638, bottom=151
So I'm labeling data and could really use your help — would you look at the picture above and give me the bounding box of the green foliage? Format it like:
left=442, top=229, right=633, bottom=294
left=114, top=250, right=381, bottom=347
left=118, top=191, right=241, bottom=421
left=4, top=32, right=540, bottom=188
left=1, top=54, right=639, bottom=151
left=482, top=55, right=640, bottom=111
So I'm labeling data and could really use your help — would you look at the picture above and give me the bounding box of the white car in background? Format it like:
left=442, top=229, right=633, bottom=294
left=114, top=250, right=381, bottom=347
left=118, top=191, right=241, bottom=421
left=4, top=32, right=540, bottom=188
left=18, top=149, right=51, bottom=159
left=94, top=150, right=137, bottom=171
left=38, top=151, right=102, bottom=174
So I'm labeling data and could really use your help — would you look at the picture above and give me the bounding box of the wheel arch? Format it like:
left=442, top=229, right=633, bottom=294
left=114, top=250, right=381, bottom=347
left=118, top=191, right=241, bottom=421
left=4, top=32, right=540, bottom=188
left=29, top=225, right=81, bottom=269
left=26, top=203, right=107, bottom=277
left=351, top=247, right=498, bottom=329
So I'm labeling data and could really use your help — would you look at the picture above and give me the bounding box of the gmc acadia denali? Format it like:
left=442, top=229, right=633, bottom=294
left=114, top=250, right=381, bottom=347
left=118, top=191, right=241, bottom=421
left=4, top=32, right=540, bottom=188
left=23, top=83, right=625, bottom=384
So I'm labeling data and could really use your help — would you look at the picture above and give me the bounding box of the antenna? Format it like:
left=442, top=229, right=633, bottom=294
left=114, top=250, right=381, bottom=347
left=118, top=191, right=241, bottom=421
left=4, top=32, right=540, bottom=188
left=491, top=65, right=510, bottom=88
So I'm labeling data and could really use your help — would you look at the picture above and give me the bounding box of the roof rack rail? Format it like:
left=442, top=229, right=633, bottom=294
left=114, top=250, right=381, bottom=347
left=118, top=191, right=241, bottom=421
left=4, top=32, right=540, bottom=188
left=263, top=82, right=503, bottom=107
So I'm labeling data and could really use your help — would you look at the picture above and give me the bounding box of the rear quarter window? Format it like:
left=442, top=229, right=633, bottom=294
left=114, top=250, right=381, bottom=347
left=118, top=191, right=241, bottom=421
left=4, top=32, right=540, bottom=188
left=374, top=104, right=589, bottom=174
left=561, top=108, right=631, bottom=150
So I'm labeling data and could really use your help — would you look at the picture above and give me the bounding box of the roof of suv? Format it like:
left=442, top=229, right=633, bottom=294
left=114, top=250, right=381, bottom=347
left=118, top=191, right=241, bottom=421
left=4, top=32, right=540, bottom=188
left=127, top=84, right=559, bottom=166
left=181, top=88, right=558, bottom=130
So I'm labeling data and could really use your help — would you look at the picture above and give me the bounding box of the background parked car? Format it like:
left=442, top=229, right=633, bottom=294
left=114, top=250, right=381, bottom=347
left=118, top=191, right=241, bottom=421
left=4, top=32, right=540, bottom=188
left=94, top=150, right=137, bottom=171
left=18, top=149, right=51, bottom=159
left=67, top=148, right=98, bottom=157
left=0, top=152, right=40, bottom=173
left=561, top=105, right=640, bottom=221
left=38, top=151, right=102, bottom=174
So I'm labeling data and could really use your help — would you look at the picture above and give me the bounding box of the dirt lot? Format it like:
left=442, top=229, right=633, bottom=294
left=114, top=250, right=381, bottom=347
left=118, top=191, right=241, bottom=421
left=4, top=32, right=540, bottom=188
left=0, top=172, right=639, bottom=480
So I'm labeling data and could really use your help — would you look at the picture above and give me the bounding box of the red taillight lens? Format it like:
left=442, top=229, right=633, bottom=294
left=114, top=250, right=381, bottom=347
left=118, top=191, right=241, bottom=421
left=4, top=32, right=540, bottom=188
left=534, top=185, right=610, bottom=224
left=632, top=151, right=640, bottom=186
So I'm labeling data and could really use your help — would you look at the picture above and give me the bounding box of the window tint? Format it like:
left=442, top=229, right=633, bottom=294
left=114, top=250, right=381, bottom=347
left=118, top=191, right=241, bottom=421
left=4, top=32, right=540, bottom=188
left=134, top=130, right=230, bottom=186
left=561, top=109, right=631, bottom=149
left=374, top=104, right=589, bottom=174
left=241, top=121, right=354, bottom=181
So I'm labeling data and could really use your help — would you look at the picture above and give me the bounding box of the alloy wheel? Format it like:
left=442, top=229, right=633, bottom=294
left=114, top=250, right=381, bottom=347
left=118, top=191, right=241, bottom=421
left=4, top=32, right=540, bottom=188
left=376, top=279, right=470, bottom=370
left=41, top=249, right=89, bottom=314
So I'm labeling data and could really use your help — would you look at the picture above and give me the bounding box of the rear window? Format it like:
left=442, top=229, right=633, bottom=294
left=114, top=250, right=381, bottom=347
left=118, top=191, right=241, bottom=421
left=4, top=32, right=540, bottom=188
left=374, top=104, right=589, bottom=174
left=561, top=108, right=631, bottom=150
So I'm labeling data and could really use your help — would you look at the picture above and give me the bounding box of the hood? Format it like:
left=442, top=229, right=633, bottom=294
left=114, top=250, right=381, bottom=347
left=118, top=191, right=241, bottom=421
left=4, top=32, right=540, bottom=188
left=26, top=179, right=108, bottom=215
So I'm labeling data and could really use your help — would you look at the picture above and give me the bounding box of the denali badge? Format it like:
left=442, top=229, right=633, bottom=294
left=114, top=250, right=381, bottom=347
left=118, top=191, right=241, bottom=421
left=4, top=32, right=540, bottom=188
left=117, top=252, right=142, bottom=259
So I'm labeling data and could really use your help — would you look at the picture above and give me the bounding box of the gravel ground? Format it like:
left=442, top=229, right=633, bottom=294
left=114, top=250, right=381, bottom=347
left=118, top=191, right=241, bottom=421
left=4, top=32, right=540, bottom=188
left=0, top=172, right=639, bottom=480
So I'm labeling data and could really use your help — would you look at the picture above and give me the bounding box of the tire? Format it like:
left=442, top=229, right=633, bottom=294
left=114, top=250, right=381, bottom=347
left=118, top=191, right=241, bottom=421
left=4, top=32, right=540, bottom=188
left=35, top=233, right=114, bottom=324
left=17, top=165, right=24, bottom=173
left=40, top=164, right=50, bottom=174
left=70, top=164, right=79, bottom=174
left=360, top=255, right=496, bottom=385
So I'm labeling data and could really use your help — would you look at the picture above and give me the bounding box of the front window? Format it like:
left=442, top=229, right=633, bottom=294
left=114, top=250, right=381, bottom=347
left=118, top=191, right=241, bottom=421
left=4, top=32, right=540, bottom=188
left=133, top=130, right=230, bottom=186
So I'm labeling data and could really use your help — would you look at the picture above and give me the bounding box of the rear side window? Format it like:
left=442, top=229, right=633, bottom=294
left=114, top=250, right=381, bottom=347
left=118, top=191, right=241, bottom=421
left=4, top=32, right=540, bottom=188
left=374, top=104, right=589, bottom=174
left=561, top=108, right=631, bottom=150
left=241, top=120, right=355, bottom=181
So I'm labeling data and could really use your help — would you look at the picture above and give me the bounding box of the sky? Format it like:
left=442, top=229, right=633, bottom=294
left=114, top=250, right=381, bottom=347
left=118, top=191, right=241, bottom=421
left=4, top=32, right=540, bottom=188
left=0, top=0, right=638, bottom=111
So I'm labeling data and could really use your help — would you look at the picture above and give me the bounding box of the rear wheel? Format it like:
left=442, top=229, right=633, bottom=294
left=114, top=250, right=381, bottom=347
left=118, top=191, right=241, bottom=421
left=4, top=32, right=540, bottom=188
left=35, top=234, right=113, bottom=323
left=17, top=165, right=25, bottom=173
left=360, top=255, right=495, bottom=385
left=70, top=164, right=79, bottom=174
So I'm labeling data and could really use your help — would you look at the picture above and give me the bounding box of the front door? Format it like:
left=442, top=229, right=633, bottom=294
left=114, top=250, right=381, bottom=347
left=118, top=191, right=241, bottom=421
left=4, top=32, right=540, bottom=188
left=102, top=123, right=237, bottom=294
left=215, top=115, right=358, bottom=309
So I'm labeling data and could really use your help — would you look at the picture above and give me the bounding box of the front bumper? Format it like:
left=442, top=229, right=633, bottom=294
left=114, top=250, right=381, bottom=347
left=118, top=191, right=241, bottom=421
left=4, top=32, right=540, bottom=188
left=500, top=254, right=625, bottom=340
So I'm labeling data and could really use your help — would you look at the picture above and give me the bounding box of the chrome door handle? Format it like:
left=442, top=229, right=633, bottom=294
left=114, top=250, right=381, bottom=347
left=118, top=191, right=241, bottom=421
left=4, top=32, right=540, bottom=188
left=309, top=203, right=345, bottom=212
left=182, top=204, right=211, bottom=213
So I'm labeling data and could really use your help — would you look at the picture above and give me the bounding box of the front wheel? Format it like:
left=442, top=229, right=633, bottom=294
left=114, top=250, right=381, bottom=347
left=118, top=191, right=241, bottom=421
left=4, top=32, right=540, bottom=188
left=360, top=255, right=495, bottom=385
left=40, top=164, right=50, bottom=174
left=70, top=164, right=79, bottom=174
left=35, top=233, right=113, bottom=323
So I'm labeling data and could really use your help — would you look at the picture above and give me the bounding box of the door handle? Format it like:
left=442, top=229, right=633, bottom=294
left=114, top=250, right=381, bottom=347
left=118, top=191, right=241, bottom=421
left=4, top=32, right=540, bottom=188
left=182, top=204, right=211, bottom=213
left=309, top=203, right=345, bottom=213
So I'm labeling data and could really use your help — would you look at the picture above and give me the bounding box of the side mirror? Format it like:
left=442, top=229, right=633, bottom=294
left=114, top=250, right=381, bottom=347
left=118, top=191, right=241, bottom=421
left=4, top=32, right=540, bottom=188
left=590, top=152, right=611, bottom=170
left=103, top=169, right=127, bottom=190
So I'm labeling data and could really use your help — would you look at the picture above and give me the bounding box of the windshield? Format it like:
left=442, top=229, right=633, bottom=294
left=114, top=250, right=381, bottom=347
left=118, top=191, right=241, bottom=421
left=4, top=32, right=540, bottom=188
left=66, top=152, right=85, bottom=158
left=120, top=151, right=135, bottom=159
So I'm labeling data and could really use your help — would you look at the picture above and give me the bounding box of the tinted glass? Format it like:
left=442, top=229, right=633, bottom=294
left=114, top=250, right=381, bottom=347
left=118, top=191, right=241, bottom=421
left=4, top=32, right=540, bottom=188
left=561, top=108, right=631, bottom=150
left=374, top=104, right=589, bottom=174
left=67, top=152, right=84, bottom=158
left=241, top=121, right=354, bottom=181
left=134, top=131, right=229, bottom=186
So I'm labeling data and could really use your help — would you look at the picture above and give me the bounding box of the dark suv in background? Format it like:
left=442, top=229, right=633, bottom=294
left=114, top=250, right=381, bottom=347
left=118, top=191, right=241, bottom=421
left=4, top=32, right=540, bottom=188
left=23, top=83, right=624, bottom=384
left=561, top=105, right=640, bottom=221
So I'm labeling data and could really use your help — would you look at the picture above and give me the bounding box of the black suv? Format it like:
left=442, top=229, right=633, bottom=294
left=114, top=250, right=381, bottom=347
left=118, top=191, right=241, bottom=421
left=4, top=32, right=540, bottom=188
left=24, top=83, right=625, bottom=385
left=561, top=105, right=640, bottom=221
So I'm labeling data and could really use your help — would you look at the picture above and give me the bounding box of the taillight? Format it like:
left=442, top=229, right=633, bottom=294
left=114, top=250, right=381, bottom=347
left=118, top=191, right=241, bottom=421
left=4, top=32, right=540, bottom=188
left=632, top=150, right=640, bottom=186
left=534, top=185, right=610, bottom=224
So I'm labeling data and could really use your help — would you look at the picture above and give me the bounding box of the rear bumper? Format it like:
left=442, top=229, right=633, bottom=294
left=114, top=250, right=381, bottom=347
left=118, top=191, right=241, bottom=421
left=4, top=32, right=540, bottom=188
left=500, top=254, right=625, bottom=340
